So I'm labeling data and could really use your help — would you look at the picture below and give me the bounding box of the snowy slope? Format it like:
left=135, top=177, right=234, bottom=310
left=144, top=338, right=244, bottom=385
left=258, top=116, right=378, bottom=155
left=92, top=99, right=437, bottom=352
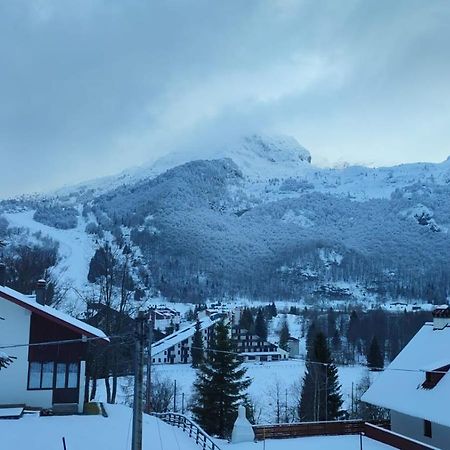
left=3, top=209, right=97, bottom=311
left=0, top=404, right=200, bottom=450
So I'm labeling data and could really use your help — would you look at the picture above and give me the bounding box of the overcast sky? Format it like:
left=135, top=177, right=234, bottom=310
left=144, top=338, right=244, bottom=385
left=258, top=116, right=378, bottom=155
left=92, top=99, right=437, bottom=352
left=1, top=0, right=450, bottom=197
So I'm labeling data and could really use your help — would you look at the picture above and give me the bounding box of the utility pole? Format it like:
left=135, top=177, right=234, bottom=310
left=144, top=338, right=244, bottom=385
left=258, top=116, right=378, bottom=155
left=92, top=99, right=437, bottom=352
left=173, top=380, right=177, bottom=412
left=132, top=311, right=146, bottom=450
left=145, top=317, right=153, bottom=414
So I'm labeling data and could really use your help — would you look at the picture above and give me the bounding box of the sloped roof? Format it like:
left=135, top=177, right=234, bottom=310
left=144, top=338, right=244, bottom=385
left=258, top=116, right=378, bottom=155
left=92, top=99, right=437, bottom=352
left=151, top=316, right=219, bottom=356
left=362, top=322, right=450, bottom=427
left=0, top=285, right=108, bottom=341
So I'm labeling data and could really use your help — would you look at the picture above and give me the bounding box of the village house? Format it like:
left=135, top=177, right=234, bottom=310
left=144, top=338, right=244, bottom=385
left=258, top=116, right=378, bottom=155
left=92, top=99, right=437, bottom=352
left=362, top=305, right=450, bottom=450
left=232, top=327, right=289, bottom=362
left=0, top=268, right=108, bottom=414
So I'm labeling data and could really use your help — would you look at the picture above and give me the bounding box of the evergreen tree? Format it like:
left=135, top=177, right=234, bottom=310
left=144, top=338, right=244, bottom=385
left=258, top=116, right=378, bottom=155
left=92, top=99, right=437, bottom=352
left=347, top=310, right=360, bottom=346
left=299, top=331, right=343, bottom=422
left=331, top=329, right=342, bottom=353
left=327, top=308, right=337, bottom=338
left=191, top=320, right=204, bottom=368
left=254, top=309, right=268, bottom=341
left=279, top=318, right=290, bottom=351
left=367, top=336, right=384, bottom=370
left=305, top=321, right=318, bottom=357
left=239, top=308, right=254, bottom=332
left=191, top=321, right=251, bottom=438
left=265, top=302, right=277, bottom=319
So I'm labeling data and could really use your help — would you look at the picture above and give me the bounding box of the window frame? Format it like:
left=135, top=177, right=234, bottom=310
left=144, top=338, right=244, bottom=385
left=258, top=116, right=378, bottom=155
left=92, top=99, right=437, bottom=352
left=27, top=361, right=80, bottom=391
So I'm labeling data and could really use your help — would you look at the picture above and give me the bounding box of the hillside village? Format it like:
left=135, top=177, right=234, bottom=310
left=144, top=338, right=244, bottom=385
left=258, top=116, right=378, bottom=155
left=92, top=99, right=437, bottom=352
left=1, top=270, right=449, bottom=449
left=2, top=1, right=450, bottom=449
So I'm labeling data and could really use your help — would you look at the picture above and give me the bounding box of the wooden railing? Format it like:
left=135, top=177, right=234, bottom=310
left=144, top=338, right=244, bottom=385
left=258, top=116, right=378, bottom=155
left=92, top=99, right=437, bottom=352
left=253, top=419, right=389, bottom=440
left=254, top=420, right=437, bottom=450
left=151, top=412, right=222, bottom=450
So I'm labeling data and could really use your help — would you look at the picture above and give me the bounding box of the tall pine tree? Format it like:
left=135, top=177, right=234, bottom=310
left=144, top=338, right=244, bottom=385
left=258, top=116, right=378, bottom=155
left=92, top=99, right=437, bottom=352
left=279, top=317, right=290, bottom=351
left=299, top=331, right=343, bottom=422
left=367, top=336, right=384, bottom=370
left=191, top=321, right=251, bottom=438
left=254, top=309, right=268, bottom=341
left=239, top=308, right=254, bottom=332
left=191, top=320, right=204, bottom=368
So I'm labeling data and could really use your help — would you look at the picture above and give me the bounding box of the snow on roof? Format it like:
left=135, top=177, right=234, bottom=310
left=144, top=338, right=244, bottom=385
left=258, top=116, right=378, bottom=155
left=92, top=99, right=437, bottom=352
left=0, top=285, right=108, bottom=341
left=362, top=322, right=450, bottom=427
left=152, top=316, right=219, bottom=356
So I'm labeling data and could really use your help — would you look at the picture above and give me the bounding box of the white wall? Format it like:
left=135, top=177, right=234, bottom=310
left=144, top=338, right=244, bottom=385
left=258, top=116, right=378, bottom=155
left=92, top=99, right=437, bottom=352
left=0, top=299, right=52, bottom=408
left=391, top=410, right=450, bottom=450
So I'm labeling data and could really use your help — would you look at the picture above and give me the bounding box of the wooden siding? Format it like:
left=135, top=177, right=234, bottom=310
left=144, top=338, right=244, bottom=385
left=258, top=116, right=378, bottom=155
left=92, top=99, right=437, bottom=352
left=29, top=313, right=87, bottom=362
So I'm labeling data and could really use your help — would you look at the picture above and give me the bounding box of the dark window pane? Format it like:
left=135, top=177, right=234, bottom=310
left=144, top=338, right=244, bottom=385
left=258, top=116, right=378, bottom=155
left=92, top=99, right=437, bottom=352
left=41, top=362, right=54, bottom=388
left=67, top=363, right=78, bottom=388
left=29, top=362, right=41, bottom=389
left=56, top=363, right=66, bottom=388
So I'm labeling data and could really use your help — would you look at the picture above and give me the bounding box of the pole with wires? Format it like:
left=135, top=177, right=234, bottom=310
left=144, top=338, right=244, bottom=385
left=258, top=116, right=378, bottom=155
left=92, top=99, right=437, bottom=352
left=145, top=317, right=153, bottom=414
left=132, top=311, right=146, bottom=450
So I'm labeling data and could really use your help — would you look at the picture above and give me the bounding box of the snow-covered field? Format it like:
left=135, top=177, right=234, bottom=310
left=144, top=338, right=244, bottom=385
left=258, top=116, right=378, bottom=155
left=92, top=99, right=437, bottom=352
left=0, top=403, right=393, bottom=450
left=97, top=361, right=367, bottom=424
left=0, top=404, right=199, bottom=450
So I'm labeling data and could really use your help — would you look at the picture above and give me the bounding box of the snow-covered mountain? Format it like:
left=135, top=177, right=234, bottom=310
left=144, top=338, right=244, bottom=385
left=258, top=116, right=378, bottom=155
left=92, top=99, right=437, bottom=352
left=1, top=134, right=450, bottom=310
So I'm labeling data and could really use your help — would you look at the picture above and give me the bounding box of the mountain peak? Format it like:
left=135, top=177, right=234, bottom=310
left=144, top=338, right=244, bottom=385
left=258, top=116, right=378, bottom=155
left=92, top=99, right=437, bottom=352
left=150, top=133, right=312, bottom=180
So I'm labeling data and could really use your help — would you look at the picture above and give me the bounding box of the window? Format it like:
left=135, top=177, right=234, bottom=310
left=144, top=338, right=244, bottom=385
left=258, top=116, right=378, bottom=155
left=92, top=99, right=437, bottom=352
left=56, top=363, right=66, bottom=388
left=424, top=420, right=432, bottom=438
left=29, top=362, right=45, bottom=389
left=28, top=362, right=55, bottom=390
left=67, top=363, right=78, bottom=388
left=41, top=362, right=54, bottom=388
left=28, top=362, right=79, bottom=390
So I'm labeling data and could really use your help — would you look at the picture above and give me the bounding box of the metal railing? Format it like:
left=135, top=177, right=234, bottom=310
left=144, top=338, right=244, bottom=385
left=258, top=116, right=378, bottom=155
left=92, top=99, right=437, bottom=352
left=151, top=412, right=222, bottom=450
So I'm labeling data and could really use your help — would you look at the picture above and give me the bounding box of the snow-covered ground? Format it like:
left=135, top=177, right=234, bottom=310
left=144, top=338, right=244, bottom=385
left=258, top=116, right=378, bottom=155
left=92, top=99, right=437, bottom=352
left=97, top=361, right=367, bottom=424
left=219, top=435, right=393, bottom=450
left=0, top=402, right=396, bottom=450
left=0, top=404, right=199, bottom=450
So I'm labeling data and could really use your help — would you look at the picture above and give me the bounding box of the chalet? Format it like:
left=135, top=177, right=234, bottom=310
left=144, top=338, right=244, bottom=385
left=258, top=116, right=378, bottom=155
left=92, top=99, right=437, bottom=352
left=362, top=305, right=450, bottom=449
left=0, top=273, right=108, bottom=414
left=232, top=327, right=288, bottom=362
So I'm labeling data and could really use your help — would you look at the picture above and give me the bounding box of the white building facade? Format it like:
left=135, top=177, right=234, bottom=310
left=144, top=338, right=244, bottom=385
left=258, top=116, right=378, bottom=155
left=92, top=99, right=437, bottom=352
left=362, top=305, right=450, bottom=450
left=0, top=283, right=108, bottom=414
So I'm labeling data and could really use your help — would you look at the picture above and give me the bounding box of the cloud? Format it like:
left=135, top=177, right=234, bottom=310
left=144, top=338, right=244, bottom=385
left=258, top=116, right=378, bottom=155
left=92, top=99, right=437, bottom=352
left=0, top=0, right=449, bottom=197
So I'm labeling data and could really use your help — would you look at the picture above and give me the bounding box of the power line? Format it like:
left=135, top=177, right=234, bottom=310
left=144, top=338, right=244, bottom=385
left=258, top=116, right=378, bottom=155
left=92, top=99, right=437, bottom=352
left=0, top=333, right=445, bottom=376
left=0, top=332, right=131, bottom=351
left=188, top=345, right=447, bottom=375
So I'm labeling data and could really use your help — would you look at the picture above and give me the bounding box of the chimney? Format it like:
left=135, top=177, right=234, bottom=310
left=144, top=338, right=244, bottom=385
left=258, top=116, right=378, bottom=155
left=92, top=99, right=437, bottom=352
left=0, top=263, right=5, bottom=286
left=432, top=305, right=450, bottom=330
left=36, top=279, right=47, bottom=306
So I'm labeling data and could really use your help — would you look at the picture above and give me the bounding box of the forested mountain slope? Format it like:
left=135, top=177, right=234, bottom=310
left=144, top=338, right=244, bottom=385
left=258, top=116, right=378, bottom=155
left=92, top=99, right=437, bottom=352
left=1, top=135, right=450, bottom=305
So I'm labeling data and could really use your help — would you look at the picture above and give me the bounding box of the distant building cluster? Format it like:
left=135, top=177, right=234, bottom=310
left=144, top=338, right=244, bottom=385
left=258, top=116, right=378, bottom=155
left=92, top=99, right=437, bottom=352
left=151, top=306, right=288, bottom=365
